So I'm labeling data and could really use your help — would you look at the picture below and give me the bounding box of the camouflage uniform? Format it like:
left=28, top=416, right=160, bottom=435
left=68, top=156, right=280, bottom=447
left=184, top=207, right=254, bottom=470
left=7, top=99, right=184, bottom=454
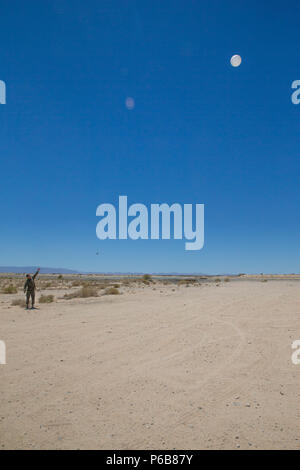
left=24, top=270, right=39, bottom=308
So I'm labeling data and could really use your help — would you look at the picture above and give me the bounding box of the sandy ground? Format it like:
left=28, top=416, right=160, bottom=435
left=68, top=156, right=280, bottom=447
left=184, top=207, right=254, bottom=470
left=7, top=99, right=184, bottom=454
left=1, top=278, right=300, bottom=450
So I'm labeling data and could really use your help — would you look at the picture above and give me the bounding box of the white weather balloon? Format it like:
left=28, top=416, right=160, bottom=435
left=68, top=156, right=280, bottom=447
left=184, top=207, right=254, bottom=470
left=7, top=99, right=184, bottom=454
left=125, top=97, right=135, bottom=110
left=230, top=54, right=242, bottom=67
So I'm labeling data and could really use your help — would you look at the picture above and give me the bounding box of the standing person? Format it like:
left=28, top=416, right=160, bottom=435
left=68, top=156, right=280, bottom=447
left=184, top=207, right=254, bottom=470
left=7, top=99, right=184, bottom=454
left=24, top=268, right=40, bottom=309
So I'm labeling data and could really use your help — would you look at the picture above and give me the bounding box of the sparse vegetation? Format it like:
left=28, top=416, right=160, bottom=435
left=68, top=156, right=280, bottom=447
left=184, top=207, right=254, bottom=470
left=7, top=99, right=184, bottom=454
left=105, top=287, right=120, bottom=295
left=178, top=278, right=197, bottom=286
left=64, top=286, right=98, bottom=299
left=224, top=277, right=230, bottom=282
left=2, top=285, right=18, bottom=294
left=39, top=294, right=54, bottom=303
left=142, top=274, right=152, bottom=281
left=42, top=282, right=53, bottom=289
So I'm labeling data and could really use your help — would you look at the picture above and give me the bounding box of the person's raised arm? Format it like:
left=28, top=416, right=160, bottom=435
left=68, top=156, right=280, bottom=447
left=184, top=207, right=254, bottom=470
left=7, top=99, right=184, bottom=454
left=32, top=268, right=40, bottom=280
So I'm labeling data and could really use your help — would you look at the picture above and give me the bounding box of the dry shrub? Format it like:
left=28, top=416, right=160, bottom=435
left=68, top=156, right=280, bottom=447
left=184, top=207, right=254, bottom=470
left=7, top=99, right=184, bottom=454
left=64, top=286, right=98, bottom=299
left=39, top=294, right=54, bottom=303
left=96, top=284, right=108, bottom=290
left=178, top=278, right=197, bottom=286
left=105, top=287, right=120, bottom=295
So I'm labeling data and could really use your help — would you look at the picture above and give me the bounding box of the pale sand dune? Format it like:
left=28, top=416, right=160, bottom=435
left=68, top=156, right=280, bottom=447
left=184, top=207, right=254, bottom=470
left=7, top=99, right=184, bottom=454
left=1, top=279, right=300, bottom=449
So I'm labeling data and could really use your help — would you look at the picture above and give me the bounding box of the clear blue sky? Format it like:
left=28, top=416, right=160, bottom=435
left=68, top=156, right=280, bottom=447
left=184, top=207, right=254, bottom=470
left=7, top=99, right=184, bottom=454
left=1, top=0, right=300, bottom=273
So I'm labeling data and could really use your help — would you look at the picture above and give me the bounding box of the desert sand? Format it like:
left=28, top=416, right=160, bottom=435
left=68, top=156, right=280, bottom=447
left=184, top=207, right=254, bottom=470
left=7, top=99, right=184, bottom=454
left=0, top=275, right=300, bottom=450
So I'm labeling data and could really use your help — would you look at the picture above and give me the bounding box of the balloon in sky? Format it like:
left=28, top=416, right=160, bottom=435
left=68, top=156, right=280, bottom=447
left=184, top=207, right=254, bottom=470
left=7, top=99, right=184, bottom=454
left=125, top=97, right=135, bottom=110
left=230, top=54, right=242, bottom=67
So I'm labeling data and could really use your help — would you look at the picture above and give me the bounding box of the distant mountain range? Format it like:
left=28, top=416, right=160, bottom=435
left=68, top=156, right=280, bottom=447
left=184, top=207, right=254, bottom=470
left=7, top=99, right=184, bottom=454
left=0, top=266, right=79, bottom=274
left=0, top=266, right=213, bottom=275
